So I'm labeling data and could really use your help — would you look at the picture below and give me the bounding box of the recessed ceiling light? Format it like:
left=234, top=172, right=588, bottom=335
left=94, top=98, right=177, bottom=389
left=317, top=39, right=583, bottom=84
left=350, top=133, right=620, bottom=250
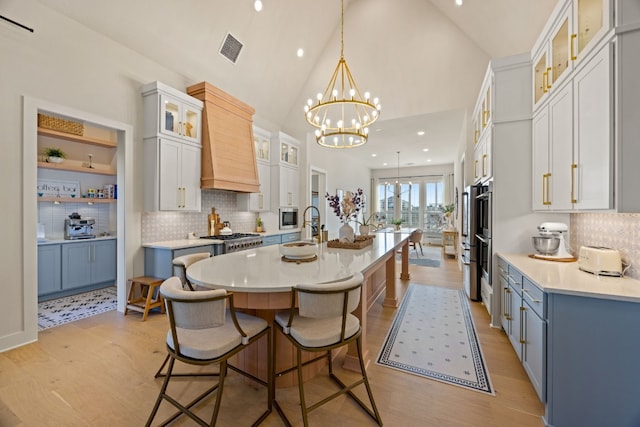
left=417, top=131, right=425, bottom=136
left=371, top=153, right=377, bottom=157
left=455, top=0, right=463, bottom=6
left=427, top=159, right=432, bottom=162
left=383, top=162, right=387, bottom=166
left=423, top=148, right=429, bottom=152
left=254, top=0, right=263, bottom=11
left=296, top=48, right=304, bottom=58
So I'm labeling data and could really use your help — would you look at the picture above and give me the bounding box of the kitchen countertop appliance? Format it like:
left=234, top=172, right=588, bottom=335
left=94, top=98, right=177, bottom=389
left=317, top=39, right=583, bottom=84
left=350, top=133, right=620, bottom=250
left=578, top=246, right=624, bottom=276
left=200, top=233, right=263, bottom=254
left=532, top=222, right=572, bottom=259
left=64, top=213, right=96, bottom=240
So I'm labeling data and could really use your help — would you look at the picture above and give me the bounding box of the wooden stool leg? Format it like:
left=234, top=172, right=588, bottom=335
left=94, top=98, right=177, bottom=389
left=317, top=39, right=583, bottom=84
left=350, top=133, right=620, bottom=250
left=142, top=284, right=154, bottom=321
left=125, top=280, right=136, bottom=316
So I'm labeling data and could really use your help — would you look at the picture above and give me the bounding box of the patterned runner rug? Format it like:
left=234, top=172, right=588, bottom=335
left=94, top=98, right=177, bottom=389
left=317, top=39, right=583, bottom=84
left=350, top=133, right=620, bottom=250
left=376, top=284, right=494, bottom=395
left=38, top=287, right=117, bottom=331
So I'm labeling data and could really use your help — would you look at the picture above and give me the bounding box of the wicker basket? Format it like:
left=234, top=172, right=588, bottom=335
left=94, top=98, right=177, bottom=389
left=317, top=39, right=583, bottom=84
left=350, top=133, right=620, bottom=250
left=38, top=114, right=84, bottom=136
left=327, top=235, right=374, bottom=250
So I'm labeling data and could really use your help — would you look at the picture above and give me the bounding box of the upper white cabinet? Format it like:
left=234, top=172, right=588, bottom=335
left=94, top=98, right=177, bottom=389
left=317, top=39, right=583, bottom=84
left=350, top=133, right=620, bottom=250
left=237, top=127, right=272, bottom=212
left=142, top=81, right=202, bottom=145
left=530, top=0, right=640, bottom=212
left=142, top=81, right=203, bottom=212
left=532, top=0, right=611, bottom=110
left=271, top=132, right=300, bottom=209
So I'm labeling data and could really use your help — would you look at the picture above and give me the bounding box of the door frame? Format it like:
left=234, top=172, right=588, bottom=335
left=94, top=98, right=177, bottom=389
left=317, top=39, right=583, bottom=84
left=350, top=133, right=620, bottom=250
left=21, top=96, right=133, bottom=346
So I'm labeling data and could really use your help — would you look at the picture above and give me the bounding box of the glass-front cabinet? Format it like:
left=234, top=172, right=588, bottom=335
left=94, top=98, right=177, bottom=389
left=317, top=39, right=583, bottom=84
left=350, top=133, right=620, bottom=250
left=253, top=126, right=270, bottom=162
left=159, top=94, right=201, bottom=144
left=532, top=0, right=609, bottom=110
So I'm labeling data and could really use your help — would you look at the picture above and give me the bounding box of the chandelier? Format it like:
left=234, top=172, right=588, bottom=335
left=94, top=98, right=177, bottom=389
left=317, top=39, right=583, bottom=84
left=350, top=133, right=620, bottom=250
left=303, top=0, right=381, bottom=148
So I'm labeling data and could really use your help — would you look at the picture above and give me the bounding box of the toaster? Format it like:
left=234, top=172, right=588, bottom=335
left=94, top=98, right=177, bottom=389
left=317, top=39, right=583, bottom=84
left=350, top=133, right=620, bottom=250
left=578, top=246, right=622, bottom=276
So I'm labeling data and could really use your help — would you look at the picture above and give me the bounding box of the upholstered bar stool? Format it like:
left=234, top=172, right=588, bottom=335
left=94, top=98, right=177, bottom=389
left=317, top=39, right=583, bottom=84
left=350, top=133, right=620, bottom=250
left=125, top=276, right=165, bottom=321
left=172, top=252, right=211, bottom=290
left=272, top=272, right=383, bottom=426
left=146, top=277, right=273, bottom=427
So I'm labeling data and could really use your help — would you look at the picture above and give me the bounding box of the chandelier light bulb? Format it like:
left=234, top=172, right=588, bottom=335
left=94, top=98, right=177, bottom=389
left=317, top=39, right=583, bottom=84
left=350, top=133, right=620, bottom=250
left=364, top=127, right=369, bottom=135
left=332, top=89, right=338, bottom=99
left=317, top=93, right=323, bottom=101
left=349, top=88, right=355, bottom=97
left=315, top=129, right=321, bottom=137
left=325, top=118, right=331, bottom=127
left=364, top=92, right=370, bottom=101
left=304, top=105, right=309, bottom=113
left=313, top=115, right=320, bottom=124
left=307, top=99, right=312, bottom=106
left=373, top=97, right=379, bottom=105
left=337, top=120, right=343, bottom=128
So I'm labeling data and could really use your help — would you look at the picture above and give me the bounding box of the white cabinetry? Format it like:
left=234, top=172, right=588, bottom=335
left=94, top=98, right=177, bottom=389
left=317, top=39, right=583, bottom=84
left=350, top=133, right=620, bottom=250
left=532, top=41, right=612, bottom=211
left=271, top=132, right=300, bottom=210
left=532, top=0, right=611, bottom=111
left=237, top=127, right=271, bottom=212
left=142, top=81, right=203, bottom=212
left=143, top=81, right=202, bottom=145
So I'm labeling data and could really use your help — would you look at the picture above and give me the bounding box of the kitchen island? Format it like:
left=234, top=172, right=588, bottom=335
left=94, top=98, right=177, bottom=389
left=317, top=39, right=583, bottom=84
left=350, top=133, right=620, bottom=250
left=498, top=253, right=640, bottom=427
left=188, top=231, right=412, bottom=385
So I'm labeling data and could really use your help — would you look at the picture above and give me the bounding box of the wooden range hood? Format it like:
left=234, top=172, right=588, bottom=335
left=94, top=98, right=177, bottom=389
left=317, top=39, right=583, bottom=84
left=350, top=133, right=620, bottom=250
left=187, top=82, right=259, bottom=193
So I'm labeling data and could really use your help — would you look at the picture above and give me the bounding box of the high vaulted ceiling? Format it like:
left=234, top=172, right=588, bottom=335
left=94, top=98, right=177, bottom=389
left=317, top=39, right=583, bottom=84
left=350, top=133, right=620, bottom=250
left=37, top=0, right=557, bottom=169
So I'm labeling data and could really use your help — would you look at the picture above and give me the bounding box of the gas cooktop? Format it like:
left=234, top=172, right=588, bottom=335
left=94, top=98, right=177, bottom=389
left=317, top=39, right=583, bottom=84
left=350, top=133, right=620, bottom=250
left=200, top=233, right=259, bottom=241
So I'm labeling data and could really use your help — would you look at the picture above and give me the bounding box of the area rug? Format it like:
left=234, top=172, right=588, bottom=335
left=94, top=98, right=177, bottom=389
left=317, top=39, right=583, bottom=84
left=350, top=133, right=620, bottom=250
left=38, top=287, right=117, bottom=331
left=376, top=284, right=494, bottom=395
left=396, top=254, right=441, bottom=268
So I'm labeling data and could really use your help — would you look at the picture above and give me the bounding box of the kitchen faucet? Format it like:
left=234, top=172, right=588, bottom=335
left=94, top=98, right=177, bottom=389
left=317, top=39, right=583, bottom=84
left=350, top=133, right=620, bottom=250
left=302, top=205, right=322, bottom=243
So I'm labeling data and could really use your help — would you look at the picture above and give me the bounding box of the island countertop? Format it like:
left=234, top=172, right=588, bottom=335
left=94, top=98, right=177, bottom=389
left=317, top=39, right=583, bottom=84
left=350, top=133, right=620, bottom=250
left=498, top=252, right=640, bottom=303
left=188, top=232, right=412, bottom=293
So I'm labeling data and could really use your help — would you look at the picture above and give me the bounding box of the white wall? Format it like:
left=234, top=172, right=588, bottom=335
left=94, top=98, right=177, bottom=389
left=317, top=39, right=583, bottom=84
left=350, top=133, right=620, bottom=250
left=0, top=1, right=208, bottom=351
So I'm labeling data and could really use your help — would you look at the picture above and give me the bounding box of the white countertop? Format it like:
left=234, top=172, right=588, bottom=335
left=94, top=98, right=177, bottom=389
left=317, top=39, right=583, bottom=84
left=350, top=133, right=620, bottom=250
left=498, top=253, right=640, bottom=303
left=38, top=236, right=116, bottom=245
left=188, top=232, right=411, bottom=293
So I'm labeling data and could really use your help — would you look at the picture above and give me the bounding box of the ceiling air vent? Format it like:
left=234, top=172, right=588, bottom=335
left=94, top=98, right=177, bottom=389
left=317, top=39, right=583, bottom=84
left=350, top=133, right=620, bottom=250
left=219, top=32, right=243, bottom=64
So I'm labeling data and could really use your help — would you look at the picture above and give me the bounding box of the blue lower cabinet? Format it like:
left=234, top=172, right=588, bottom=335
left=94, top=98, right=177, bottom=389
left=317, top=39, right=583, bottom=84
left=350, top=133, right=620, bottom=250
left=280, top=232, right=301, bottom=243
left=262, top=235, right=281, bottom=246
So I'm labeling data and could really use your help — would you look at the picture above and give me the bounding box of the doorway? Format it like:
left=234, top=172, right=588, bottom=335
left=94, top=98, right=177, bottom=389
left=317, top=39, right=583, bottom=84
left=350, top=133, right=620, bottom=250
left=308, top=166, right=327, bottom=240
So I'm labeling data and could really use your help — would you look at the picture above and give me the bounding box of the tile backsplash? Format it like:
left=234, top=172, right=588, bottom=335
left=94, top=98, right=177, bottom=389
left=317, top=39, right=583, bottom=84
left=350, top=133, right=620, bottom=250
left=38, top=202, right=114, bottom=240
left=570, top=212, right=640, bottom=279
left=141, top=189, right=257, bottom=243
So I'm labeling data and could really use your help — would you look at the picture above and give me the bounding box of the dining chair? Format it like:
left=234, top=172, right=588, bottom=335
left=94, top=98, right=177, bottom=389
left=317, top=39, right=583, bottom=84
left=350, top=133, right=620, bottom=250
left=172, top=252, right=211, bottom=290
left=146, top=277, right=272, bottom=427
left=409, top=229, right=424, bottom=256
left=272, top=272, right=382, bottom=426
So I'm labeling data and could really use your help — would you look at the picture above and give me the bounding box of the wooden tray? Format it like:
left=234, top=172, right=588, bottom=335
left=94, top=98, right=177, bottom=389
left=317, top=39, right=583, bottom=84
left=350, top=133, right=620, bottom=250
left=528, top=254, right=577, bottom=262
left=327, top=235, right=374, bottom=249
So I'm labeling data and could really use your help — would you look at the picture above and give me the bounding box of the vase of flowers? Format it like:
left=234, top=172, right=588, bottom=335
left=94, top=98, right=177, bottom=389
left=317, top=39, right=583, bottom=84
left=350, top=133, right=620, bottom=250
left=443, top=204, right=455, bottom=230
left=357, top=213, right=374, bottom=236
left=392, top=218, right=403, bottom=231
left=326, top=188, right=365, bottom=243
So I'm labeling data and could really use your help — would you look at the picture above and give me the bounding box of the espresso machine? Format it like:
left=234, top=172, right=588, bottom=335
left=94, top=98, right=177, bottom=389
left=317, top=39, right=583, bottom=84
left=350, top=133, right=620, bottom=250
left=64, top=212, right=96, bottom=240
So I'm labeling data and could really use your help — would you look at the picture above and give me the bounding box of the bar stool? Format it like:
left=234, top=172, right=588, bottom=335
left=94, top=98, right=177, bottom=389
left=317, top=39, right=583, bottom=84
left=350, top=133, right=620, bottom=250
left=125, top=276, right=164, bottom=321
left=172, top=252, right=211, bottom=290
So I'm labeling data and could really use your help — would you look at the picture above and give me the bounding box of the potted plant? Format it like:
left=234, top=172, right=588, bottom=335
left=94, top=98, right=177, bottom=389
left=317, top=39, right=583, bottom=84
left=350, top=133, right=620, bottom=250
left=255, top=217, right=264, bottom=232
left=43, top=147, right=66, bottom=163
left=391, top=218, right=403, bottom=231
left=442, top=204, right=455, bottom=229
left=356, top=213, right=374, bottom=236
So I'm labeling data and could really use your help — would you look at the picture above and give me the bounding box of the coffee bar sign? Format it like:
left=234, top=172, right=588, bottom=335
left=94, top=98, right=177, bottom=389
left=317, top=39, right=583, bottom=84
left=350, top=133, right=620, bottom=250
left=37, top=179, right=80, bottom=198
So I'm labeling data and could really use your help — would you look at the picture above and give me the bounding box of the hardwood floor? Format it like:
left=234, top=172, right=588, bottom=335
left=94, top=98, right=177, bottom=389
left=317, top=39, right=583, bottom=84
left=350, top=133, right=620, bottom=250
left=0, top=248, right=544, bottom=426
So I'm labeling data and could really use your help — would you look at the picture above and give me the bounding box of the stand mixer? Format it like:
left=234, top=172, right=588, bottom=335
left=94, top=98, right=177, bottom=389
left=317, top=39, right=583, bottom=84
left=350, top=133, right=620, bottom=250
left=532, top=222, right=573, bottom=259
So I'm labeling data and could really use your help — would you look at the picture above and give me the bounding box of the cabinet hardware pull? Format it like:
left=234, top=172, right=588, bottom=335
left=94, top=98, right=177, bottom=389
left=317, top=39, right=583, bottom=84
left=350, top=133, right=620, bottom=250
left=474, top=160, right=478, bottom=179
left=543, top=72, right=548, bottom=93
left=543, top=173, right=552, bottom=205
left=571, top=163, right=577, bottom=204
left=523, top=289, right=542, bottom=303
left=482, top=154, right=487, bottom=177
left=519, top=306, right=526, bottom=344
left=546, top=67, right=552, bottom=89
left=570, top=34, right=577, bottom=60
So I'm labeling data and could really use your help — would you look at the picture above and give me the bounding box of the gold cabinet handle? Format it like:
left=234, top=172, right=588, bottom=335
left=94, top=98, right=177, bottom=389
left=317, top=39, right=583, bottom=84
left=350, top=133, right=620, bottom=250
left=546, top=67, right=552, bottom=89
left=519, top=306, right=526, bottom=344
left=543, top=173, right=552, bottom=205
left=474, top=160, right=478, bottom=179
left=482, top=110, right=487, bottom=127
left=543, top=72, right=548, bottom=93
left=482, top=154, right=487, bottom=177
left=474, top=129, right=479, bottom=144
left=571, top=163, right=577, bottom=204
left=571, top=34, right=577, bottom=60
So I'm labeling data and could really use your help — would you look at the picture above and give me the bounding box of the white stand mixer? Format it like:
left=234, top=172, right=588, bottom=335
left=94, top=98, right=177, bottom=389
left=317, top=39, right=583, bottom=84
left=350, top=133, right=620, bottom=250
left=535, top=222, right=573, bottom=259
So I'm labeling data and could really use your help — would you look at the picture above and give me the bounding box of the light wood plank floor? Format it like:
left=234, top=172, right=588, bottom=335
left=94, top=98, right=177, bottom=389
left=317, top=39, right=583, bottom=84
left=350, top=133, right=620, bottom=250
left=0, top=248, right=544, bottom=426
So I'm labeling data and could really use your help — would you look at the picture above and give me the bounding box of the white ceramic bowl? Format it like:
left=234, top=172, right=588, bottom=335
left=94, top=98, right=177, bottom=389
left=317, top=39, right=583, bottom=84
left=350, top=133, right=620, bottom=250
left=279, top=241, right=318, bottom=259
